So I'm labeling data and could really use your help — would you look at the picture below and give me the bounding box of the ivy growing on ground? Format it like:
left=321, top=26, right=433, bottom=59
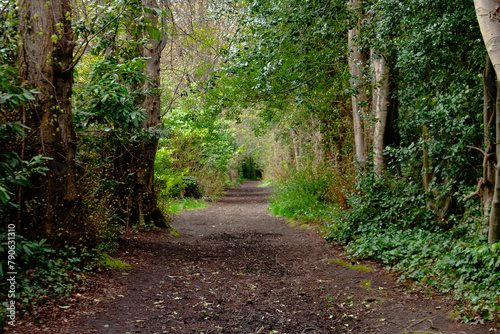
left=323, top=167, right=498, bottom=322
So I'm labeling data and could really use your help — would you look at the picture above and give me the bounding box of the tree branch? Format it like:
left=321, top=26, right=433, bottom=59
left=463, top=178, right=483, bottom=202
left=467, top=145, right=490, bottom=157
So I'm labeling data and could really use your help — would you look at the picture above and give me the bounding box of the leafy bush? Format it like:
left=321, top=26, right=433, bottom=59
left=155, top=97, right=237, bottom=201
left=269, top=162, right=354, bottom=223
left=0, top=233, right=100, bottom=327
left=0, top=123, right=50, bottom=215
left=0, top=65, right=49, bottom=220
left=326, top=167, right=437, bottom=243
left=155, top=146, right=189, bottom=199
left=74, top=57, right=149, bottom=130
left=334, top=225, right=500, bottom=322
left=154, top=97, right=237, bottom=216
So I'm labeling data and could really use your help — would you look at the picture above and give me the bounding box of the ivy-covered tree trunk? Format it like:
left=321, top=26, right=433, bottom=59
left=114, top=140, right=168, bottom=228
left=348, top=0, right=368, bottom=162
left=17, top=0, right=83, bottom=244
left=475, top=0, right=500, bottom=242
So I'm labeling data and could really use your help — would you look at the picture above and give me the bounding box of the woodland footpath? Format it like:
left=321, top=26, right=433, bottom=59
left=13, top=182, right=500, bottom=333
left=1, top=0, right=500, bottom=330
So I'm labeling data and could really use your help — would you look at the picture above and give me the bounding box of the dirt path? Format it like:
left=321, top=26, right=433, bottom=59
left=20, top=181, right=499, bottom=333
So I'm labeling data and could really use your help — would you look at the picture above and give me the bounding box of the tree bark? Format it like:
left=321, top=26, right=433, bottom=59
left=483, top=53, right=496, bottom=214
left=488, top=78, right=500, bottom=243
left=372, top=51, right=390, bottom=175
left=292, top=130, right=301, bottom=170
left=18, top=0, right=83, bottom=244
left=123, top=0, right=170, bottom=228
left=348, top=0, right=368, bottom=163
left=476, top=0, right=500, bottom=75
left=475, top=0, right=500, bottom=242
left=422, top=125, right=433, bottom=194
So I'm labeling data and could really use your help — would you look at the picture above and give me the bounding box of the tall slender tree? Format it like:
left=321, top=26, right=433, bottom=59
left=482, top=54, right=496, bottom=215
left=348, top=0, right=368, bottom=162
left=110, top=0, right=171, bottom=228
left=475, top=0, right=500, bottom=243
left=371, top=51, right=391, bottom=174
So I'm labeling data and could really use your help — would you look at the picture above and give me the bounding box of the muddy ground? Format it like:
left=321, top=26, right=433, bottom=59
left=13, top=181, right=500, bottom=333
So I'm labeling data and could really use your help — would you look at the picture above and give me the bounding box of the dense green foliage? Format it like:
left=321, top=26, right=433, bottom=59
left=212, top=0, right=353, bottom=158
left=269, top=163, right=353, bottom=223
left=364, top=0, right=484, bottom=207
left=75, top=57, right=149, bottom=130
left=155, top=87, right=237, bottom=205
left=239, top=156, right=262, bottom=180
left=0, top=70, right=48, bottom=219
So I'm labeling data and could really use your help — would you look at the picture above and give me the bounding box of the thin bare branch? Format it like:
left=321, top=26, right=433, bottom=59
left=70, top=1, right=132, bottom=70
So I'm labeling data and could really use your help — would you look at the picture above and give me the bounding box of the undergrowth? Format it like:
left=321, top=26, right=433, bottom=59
left=268, top=163, right=354, bottom=223
left=0, top=234, right=101, bottom=328
left=325, top=169, right=500, bottom=323
left=270, top=164, right=500, bottom=322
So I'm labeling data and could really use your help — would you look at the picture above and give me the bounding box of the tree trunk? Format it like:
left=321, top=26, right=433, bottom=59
left=311, top=116, right=323, bottom=169
left=476, top=0, right=500, bottom=74
left=292, top=131, right=301, bottom=170
left=489, top=81, right=500, bottom=243
left=348, top=0, right=368, bottom=163
left=483, top=53, right=496, bottom=214
left=372, top=51, right=390, bottom=175
left=122, top=0, right=170, bottom=228
left=18, top=0, right=83, bottom=244
left=422, top=125, right=433, bottom=194
left=114, top=141, right=169, bottom=228
left=475, top=0, right=500, bottom=242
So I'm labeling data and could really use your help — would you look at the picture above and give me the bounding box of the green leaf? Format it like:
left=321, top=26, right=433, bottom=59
left=22, top=89, right=35, bottom=101
left=0, top=185, right=11, bottom=204
left=0, top=94, right=13, bottom=104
